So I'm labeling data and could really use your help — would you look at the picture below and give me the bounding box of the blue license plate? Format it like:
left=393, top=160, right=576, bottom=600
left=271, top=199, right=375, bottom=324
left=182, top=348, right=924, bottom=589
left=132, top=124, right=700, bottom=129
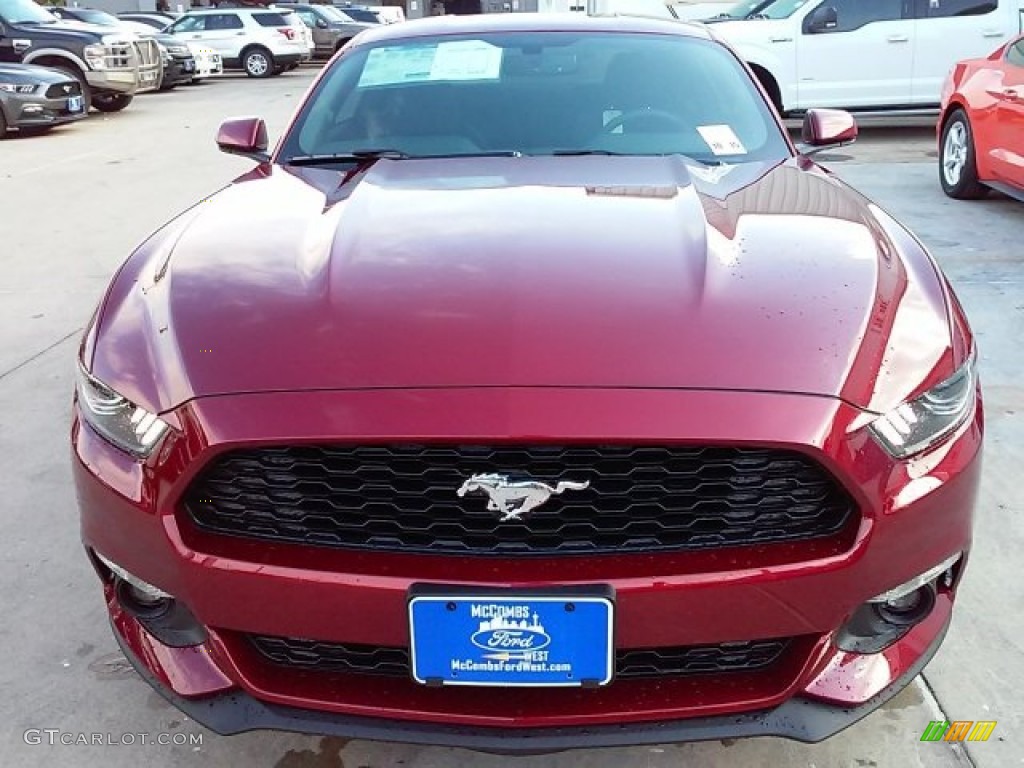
left=67, top=95, right=84, bottom=113
left=408, top=590, right=614, bottom=687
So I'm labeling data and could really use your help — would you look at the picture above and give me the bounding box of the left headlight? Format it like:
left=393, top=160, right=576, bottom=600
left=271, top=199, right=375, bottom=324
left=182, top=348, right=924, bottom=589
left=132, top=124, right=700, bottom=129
left=869, top=354, right=977, bottom=459
left=0, top=82, right=37, bottom=94
left=75, top=362, right=170, bottom=457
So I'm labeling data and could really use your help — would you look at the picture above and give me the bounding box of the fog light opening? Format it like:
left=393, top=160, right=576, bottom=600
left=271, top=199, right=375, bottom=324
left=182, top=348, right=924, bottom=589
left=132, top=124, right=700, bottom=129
left=115, top=577, right=173, bottom=620
left=874, top=584, right=936, bottom=627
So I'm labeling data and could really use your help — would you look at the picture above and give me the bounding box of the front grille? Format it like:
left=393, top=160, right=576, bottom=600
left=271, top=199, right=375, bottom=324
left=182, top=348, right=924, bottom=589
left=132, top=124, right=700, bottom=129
left=248, top=635, right=791, bottom=679
left=184, top=445, right=855, bottom=556
left=45, top=82, right=81, bottom=98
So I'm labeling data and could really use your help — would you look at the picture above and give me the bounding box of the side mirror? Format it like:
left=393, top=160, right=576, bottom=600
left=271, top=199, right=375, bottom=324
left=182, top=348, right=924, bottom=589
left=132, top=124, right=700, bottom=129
left=316, top=18, right=329, bottom=28
left=805, top=5, right=838, bottom=33
left=799, top=108, right=857, bottom=154
left=216, top=117, right=270, bottom=161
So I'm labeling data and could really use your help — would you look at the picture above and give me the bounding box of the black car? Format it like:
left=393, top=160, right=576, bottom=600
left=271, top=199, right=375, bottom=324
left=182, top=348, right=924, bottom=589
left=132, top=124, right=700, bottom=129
left=0, top=62, right=86, bottom=136
left=48, top=7, right=195, bottom=90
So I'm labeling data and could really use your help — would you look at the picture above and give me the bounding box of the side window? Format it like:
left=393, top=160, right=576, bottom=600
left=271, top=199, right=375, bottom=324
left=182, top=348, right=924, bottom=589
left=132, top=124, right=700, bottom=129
left=922, top=0, right=998, bottom=17
left=208, top=14, right=243, bottom=31
left=804, top=0, right=907, bottom=33
left=169, top=16, right=206, bottom=33
left=1008, top=40, right=1024, bottom=67
left=252, top=12, right=291, bottom=26
left=298, top=10, right=318, bottom=27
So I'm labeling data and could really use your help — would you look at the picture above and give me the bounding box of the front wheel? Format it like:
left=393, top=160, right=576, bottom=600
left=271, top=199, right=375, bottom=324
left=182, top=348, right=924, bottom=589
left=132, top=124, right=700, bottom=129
left=0, top=108, right=8, bottom=138
left=91, top=93, right=134, bottom=113
left=940, top=110, right=987, bottom=200
left=242, top=47, right=274, bottom=78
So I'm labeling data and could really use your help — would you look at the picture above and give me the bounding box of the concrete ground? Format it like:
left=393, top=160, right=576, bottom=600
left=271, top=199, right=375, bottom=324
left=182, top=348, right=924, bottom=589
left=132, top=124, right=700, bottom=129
left=0, top=71, right=1020, bottom=768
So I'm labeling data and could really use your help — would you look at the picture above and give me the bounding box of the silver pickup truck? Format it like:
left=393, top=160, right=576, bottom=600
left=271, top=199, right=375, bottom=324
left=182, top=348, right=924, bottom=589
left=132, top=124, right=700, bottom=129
left=0, top=0, right=162, bottom=112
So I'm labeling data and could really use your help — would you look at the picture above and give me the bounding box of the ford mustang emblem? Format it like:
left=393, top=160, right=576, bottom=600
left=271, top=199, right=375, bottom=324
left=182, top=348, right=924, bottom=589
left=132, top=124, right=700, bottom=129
left=457, top=473, right=590, bottom=522
left=63, top=84, right=72, bottom=94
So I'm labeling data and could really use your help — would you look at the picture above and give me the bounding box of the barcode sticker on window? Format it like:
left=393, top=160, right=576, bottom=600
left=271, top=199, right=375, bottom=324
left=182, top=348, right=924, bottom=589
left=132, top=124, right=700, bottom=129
left=697, top=125, right=747, bottom=156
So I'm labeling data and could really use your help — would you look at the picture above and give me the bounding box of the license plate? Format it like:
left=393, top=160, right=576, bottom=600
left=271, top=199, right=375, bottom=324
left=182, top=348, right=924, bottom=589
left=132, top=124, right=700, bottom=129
left=408, top=588, right=614, bottom=687
left=67, top=95, right=84, bottom=113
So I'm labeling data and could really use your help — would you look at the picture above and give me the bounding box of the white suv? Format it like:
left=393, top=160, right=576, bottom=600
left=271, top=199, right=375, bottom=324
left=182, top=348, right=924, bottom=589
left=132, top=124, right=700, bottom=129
left=165, top=7, right=312, bottom=78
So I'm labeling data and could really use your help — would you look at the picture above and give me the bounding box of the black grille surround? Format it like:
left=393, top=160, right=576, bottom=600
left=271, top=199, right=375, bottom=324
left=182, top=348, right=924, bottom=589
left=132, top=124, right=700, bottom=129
left=45, top=82, right=82, bottom=98
left=183, top=445, right=855, bottom=557
left=248, top=634, right=792, bottom=680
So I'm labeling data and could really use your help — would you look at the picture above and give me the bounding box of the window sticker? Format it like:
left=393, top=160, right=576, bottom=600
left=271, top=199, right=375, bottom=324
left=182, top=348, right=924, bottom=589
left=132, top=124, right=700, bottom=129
left=358, top=41, right=503, bottom=88
left=697, top=125, right=747, bottom=156
left=429, top=40, right=503, bottom=81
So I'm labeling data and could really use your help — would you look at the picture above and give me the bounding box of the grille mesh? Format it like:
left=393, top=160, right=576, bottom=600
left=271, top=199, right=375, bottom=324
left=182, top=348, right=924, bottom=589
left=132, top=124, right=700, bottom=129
left=184, top=445, right=854, bottom=556
left=248, top=634, right=792, bottom=679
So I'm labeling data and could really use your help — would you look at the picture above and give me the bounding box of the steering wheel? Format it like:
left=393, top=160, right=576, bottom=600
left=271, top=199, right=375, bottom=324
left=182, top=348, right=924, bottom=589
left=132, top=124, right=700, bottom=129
left=601, top=108, right=689, bottom=134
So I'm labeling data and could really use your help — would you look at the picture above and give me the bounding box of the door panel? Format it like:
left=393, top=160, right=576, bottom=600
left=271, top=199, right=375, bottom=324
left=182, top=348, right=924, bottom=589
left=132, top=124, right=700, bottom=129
left=992, top=40, right=1024, bottom=186
left=797, top=0, right=915, bottom=108
left=912, top=0, right=1008, bottom=104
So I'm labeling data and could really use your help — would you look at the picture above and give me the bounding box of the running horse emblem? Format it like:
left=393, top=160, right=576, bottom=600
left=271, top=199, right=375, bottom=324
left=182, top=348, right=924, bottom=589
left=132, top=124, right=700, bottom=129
left=456, top=473, right=591, bottom=523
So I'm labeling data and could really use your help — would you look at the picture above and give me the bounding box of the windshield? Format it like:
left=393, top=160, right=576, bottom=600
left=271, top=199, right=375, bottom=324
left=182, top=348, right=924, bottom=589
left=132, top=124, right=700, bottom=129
left=0, top=0, right=57, bottom=24
left=74, top=9, right=120, bottom=26
left=279, top=32, right=788, bottom=165
left=320, top=5, right=355, bottom=22
left=755, top=0, right=811, bottom=19
left=716, top=0, right=772, bottom=18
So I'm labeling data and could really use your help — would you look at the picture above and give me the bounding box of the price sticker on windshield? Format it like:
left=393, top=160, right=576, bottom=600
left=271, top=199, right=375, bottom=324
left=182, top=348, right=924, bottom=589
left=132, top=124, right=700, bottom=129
left=697, top=125, right=747, bottom=156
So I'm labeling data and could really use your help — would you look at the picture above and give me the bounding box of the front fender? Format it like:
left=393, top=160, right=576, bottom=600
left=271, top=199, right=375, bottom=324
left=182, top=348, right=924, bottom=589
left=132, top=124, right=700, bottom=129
left=23, top=48, right=89, bottom=73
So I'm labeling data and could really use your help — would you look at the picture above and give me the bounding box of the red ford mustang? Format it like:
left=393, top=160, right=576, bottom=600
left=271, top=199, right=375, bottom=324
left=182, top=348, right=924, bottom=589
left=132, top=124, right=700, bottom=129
left=73, top=14, right=982, bottom=752
left=939, top=33, right=1024, bottom=201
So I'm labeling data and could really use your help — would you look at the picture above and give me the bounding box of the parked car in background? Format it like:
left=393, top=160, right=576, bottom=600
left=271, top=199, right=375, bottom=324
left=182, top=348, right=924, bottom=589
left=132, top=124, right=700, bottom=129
left=48, top=8, right=196, bottom=91
left=278, top=2, right=372, bottom=59
left=116, top=11, right=178, bottom=30
left=187, top=45, right=225, bottom=82
left=0, top=61, right=85, bottom=136
left=708, top=0, right=1024, bottom=114
left=330, top=3, right=382, bottom=24
left=163, top=7, right=310, bottom=78
left=76, top=13, right=982, bottom=753
left=0, top=0, right=161, bottom=112
left=939, top=33, right=1024, bottom=201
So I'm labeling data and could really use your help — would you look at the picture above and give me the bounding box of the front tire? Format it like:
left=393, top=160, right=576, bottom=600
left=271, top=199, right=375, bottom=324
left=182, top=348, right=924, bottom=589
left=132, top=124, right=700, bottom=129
left=940, top=110, right=987, bottom=200
left=0, top=108, right=8, bottom=138
left=91, top=93, right=134, bottom=113
left=242, top=47, right=274, bottom=78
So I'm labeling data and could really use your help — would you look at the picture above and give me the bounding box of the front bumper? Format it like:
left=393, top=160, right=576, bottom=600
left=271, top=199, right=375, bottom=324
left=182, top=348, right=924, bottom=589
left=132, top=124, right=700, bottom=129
left=75, top=386, right=981, bottom=747
left=3, top=92, right=87, bottom=129
left=116, top=603, right=950, bottom=752
left=161, top=56, right=196, bottom=88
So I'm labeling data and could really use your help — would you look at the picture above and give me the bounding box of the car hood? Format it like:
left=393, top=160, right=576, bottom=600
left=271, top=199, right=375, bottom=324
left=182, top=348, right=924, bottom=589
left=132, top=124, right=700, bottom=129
left=0, top=62, right=76, bottom=84
left=92, top=156, right=956, bottom=415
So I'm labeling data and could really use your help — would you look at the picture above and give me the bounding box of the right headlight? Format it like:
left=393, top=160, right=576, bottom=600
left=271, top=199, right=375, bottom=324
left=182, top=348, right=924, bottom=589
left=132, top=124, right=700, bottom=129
left=84, top=43, right=107, bottom=71
left=75, top=362, right=170, bottom=458
left=869, top=353, right=977, bottom=459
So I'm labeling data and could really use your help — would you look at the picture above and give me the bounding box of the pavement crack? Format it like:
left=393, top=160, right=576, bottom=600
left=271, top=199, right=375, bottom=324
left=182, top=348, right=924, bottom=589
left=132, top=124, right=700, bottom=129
left=0, top=328, right=81, bottom=382
left=919, top=674, right=978, bottom=768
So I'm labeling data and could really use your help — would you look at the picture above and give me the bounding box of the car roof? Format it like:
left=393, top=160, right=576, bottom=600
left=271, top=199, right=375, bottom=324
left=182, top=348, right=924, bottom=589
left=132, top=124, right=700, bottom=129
left=180, top=6, right=293, bottom=13
left=352, top=13, right=712, bottom=46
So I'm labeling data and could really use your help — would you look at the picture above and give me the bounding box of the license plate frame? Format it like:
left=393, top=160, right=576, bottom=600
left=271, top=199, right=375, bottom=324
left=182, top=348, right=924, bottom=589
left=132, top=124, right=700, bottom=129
left=67, top=95, right=84, bottom=113
left=408, top=584, right=614, bottom=688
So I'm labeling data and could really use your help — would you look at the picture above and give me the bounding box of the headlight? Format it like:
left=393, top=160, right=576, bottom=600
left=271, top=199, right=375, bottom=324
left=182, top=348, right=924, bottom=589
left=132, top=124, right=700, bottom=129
left=168, top=45, right=189, bottom=55
left=75, top=363, right=170, bottom=457
left=0, top=82, right=37, bottom=94
left=84, top=43, right=107, bottom=71
left=869, top=354, right=977, bottom=458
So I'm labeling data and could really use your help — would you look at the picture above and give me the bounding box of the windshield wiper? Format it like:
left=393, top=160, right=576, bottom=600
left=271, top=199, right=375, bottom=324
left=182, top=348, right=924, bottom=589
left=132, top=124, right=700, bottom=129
left=285, top=149, right=410, bottom=166
left=551, top=149, right=629, bottom=156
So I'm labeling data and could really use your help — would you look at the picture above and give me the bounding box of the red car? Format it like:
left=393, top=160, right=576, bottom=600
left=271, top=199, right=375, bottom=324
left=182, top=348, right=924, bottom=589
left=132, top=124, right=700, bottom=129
left=73, top=14, right=982, bottom=752
left=940, top=33, right=1024, bottom=201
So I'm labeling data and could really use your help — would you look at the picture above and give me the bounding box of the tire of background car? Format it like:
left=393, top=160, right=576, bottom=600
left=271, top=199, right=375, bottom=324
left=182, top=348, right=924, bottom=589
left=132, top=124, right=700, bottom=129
left=287, top=63, right=299, bottom=71
left=940, top=109, right=988, bottom=200
left=49, top=64, right=92, bottom=113
left=749, top=63, right=783, bottom=116
left=91, top=93, right=134, bottom=113
left=335, top=38, right=351, bottom=53
left=0, top=107, right=7, bottom=139
left=241, top=46, right=274, bottom=78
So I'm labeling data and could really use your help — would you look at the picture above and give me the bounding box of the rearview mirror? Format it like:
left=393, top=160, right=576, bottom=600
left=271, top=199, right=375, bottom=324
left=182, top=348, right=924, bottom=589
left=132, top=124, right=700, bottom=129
left=799, top=109, right=858, bottom=154
left=805, top=5, right=838, bottom=33
left=216, top=117, right=270, bottom=162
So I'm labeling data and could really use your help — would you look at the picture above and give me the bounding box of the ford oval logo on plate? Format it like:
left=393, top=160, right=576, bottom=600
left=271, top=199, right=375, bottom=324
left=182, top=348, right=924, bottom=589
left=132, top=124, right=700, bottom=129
left=471, top=617, right=551, bottom=653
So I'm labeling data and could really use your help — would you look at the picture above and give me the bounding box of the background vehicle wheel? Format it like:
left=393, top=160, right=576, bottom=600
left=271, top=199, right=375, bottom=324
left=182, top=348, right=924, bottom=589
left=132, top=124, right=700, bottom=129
left=0, top=108, right=7, bottom=139
left=51, top=65, right=92, bottom=112
left=286, top=63, right=299, bottom=71
left=242, top=47, right=274, bottom=78
left=940, top=110, right=987, bottom=200
left=91, top=93, right=134, bottom=113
